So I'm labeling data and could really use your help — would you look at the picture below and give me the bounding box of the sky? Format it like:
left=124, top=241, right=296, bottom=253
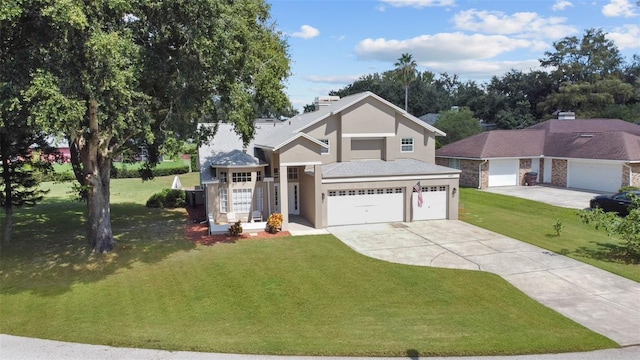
left=267, top=0, right=640, bottom=112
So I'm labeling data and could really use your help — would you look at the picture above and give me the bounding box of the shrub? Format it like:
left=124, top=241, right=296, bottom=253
left=145, top=189, right=186, bottom=208
left=266, top=213, right=283, bottom=234
left=228, top=220, right=243, bottom=236
left=553, top=219, right=563, bottom=236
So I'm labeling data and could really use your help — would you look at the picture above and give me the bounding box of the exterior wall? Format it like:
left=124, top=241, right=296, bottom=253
left=435, top=157, right=485, bottom=188
left=519, top=159, right=532, bottom=186
left=279, top=137, right=323, bottom=165
left=351, top=138, right=384, bottom=159
left=303, top=114, right=340, bottom=164
left=341, top=98, right=395, bottom=135
left=539, top=158, right=545, bottom=183
left=299, top=167, right=316, bottom=225
left=551, top=159, right=568, bottom=187
left=623, top=163, right=640, bottom=188
left=205, top=167, right=266, bottom=224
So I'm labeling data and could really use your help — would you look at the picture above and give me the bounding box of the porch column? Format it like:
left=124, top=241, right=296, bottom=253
left=279, top=165, right=289, bottom=231
left=314, top=164, right=323, bottom=228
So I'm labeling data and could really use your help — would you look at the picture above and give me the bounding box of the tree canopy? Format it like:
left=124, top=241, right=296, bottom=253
left=1, top=0, right=291, bottom=252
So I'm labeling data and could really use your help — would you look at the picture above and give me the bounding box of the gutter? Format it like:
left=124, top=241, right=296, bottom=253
left=478, top=159, right=488, bottom=189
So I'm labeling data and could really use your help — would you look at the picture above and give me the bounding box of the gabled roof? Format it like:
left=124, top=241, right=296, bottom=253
left=253, top=91, right=446, bottom=149
left=208, top=149, right=264, bottom=167
left=436, top=119, right=640, bottom=161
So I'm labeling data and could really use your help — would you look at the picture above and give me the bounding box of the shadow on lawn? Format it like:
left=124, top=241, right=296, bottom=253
left=576, top=242, right=636, bottom=264
left=0, top=198, right=195, bottom=296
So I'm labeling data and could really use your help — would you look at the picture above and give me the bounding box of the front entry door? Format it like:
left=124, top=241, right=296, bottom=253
left=288, top=182, right=300, bottom=215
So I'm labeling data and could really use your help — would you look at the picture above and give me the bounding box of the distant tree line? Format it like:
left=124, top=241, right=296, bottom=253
left=313, top=29, right=639, bottom=131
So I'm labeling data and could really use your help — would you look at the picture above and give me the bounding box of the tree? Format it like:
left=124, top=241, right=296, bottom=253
left=4, top=0, right=291, bottom=252
left=433, top=107, right=482, bottom=146
left=579, top=195, right=640, bottom=264
left=394, top=53, right=417, bottom=112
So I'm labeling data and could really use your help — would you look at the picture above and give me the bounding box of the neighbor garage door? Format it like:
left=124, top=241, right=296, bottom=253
left=412, top=186, right=447, bottom=220
left=489, top=159, right=519, bottom=187
left=327, top=188, right=404, bottom=226
left=568, top=161, right=621, bottom=193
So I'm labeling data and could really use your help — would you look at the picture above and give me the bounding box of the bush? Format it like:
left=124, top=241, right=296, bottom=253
left=111, top=164, right=190, bottom=179
left=266, top=213, right=283, bottom=234
left=145, top=189, right=186, bottom=208
left=228, top=220, right=243, bottom=236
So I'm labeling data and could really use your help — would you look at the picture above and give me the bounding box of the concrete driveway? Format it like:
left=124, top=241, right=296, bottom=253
left=328, top=220, right=640, bottom=347
left=482, top=185, right=609, bottom=210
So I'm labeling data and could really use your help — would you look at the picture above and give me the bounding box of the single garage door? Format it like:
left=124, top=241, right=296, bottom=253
left=327, top=188, right=403, bottom=226
left=412, top=186, right=447, bottom=220
left=489, top=159, right=519, bottom=187
left=568, top=161, right=622, bottom=193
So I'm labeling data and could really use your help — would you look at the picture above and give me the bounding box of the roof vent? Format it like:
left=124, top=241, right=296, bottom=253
left=558, top=111, right=575, bottom=120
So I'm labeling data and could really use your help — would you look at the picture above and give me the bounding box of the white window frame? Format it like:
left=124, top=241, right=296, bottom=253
left=256, top=187, right=263, bottom=211
left=287, top=167, right=298, bottom=180
left=319, top=139, right=329, bottom=154
left=256, top=170, right=262, bottom=181
left=232, top=172, right=251, bottom=183
left=232, top=188, right=252, bottom=213
left=219, top=188, right=228, bottom=212
left=219, top=171, right=227, bottom=183
left=401, top=138, right=414, bottom=152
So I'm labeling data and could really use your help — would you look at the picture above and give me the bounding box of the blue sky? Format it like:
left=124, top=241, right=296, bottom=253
left=268, top=0, right=640, bottom=112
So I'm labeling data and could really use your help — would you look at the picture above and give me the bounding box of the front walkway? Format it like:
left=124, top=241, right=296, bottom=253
left=328, top=220, right=640, bottom=347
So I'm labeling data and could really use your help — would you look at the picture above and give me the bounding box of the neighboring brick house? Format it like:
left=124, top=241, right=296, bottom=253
left=198, top=91, right=461, bottom=232
left=435, top=115, right=640, bottom=193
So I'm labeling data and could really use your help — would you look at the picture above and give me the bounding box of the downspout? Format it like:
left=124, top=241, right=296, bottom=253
left=478, top=160, right=488, bottom=189
left=622, top=163, right=632, bottom=188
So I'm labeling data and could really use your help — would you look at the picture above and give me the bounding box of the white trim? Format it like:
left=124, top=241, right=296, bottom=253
left=273, top=132, right=329, bottom=151
left=280, top=161, right=322, bottom=166
left=322, top=173, right=460, bottom=184
left=342, top=133, right=396, bottom=138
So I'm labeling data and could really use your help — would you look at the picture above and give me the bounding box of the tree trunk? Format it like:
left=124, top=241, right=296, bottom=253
left=82, top=99, right=115, bottom=253
left=404, top=86, right=409, bottom=112
left=1, top=131, right=12, bottom=245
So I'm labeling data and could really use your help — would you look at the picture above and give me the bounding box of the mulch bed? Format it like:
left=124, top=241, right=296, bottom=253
left=184, top=205, right=291, bottom=246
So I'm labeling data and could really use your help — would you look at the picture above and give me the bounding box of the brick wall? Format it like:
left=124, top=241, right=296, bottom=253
left=624, top=163, right=640, bottom=188
left=519, top=159, right=531, bottom=186
left=551, top=159, right=567, bottom=187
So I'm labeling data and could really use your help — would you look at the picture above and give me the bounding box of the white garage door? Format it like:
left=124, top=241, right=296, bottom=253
left=327, top=188, right=404, bottom=226
left=568, top=161, right=622, bottom=193
left=489, top=159, right=519, bottom=187
left=412, top=186, right=447, bottom=221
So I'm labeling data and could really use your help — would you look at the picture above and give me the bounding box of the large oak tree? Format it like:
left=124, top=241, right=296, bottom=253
left=1, top=0, right=291, bottom=252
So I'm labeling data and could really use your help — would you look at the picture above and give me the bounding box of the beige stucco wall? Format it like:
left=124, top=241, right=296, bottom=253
left=279, top=137, right=323, bottom=165
left=204, top=167, right=267, bottom=224
left=551, top=159, right=568, bottom=187
left=390, top=116, right=436, bottom=162
left=351, top=138, right=384, bottom=159
left=341, top=98, right=395, bottom=135
left=303, top=114, right=340, bottom=164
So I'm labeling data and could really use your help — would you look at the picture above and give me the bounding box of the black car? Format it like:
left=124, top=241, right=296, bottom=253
left=589, top=190, right=640, bottom=216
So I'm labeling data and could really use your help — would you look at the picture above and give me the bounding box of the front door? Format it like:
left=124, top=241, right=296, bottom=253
left=288, top=182, right=300, bottom=215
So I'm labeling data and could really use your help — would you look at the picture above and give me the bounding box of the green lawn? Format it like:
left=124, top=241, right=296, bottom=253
left=0, top=176, right=623, bottom=356
left=459, top=188, right=640, bottom=282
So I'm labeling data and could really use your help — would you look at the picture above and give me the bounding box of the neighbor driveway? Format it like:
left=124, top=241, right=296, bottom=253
left=328, top=220, right=640, bottom=347
left=482, top=185, right=609, bottom=210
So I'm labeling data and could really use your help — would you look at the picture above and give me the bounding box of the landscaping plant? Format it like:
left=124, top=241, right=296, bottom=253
left=228, top=220, right=243, bottom=236
left=266, top=212, right=283, bottom=233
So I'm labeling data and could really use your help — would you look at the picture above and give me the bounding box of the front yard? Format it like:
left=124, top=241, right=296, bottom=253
left=0, top=175, right=629, bottom=356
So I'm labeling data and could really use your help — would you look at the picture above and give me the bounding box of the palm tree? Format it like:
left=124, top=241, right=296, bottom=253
left=394, top=53, right=417, bottom=112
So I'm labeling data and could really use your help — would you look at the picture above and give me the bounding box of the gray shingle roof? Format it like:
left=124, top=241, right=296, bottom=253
left=322, top=159, right=460, bottom=178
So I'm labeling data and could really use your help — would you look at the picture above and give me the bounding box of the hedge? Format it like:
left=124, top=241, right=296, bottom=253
left=41, top=164, right=190, bottom=182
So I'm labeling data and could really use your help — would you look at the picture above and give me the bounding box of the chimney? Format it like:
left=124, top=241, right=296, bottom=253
left=313, top=96, right=340, bottom=111
left=558, top=111, right=575, bottom=120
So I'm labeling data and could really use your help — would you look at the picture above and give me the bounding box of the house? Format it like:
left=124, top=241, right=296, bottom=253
left=435, top=113, right=640, bottom=193
left=198, top=91, right=461, bottom=232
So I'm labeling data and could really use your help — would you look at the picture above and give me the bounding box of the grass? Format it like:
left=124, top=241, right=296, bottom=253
left=0, top=176, right=623, bottom=356
left=459, top=188, right=640, bottom=282
left=52, top=160, right=190, bottom=174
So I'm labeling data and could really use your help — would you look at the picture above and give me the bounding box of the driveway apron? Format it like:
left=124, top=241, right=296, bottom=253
left=328, top=220, right=640, bottom=347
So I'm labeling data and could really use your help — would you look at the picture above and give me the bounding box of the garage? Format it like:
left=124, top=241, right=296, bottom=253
left=488, top=159, right=519, bottom=187
left=412, top=186, right=447, bottom=220
left=327, top=188, right=404, bottom=226
left=568, top=161, right=622, bottom=193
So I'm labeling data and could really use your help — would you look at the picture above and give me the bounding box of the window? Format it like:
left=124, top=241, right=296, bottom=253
left=256, top=187, right=263, bottom=211
left=219, top=171, right=227, bottom=183
left=319, top=139, right=329, bottom=154
left=273, top=168, right=279, bottom=179
left=256, top=171, right=262, bottom=181
left=232, top=189, right=252, bottom=212
left=220, top=188, right=228, bottom=212
left=401, top=138, right=414, bottom=152
left=232, top=172, right=251, bottom=183
left=449, top=158, right=461, bottom=169
left=287, top=167, right=298, bottom=180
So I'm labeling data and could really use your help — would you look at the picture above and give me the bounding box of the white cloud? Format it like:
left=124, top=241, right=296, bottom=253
left=607, top=24, right=640, bottom=50
left=552, top=1, right=573, bottom=11
left=602, top=0, right=639, bottom=17
left=379, top=0, right=456, bottom=8
left=452, top=9, right=577, bottom=39
left=304, top=74, right=363, bottom=84
left=424, top=59, right=543, bottom=82
left=355, top=32, right=538, bottom=63
left=290, top=25, right=320, bottom=39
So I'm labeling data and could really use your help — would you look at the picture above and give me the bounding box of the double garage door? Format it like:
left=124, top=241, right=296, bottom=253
left=568, top=161, right=622, bottom=193
left=327, top=186, right=447, bottom=226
